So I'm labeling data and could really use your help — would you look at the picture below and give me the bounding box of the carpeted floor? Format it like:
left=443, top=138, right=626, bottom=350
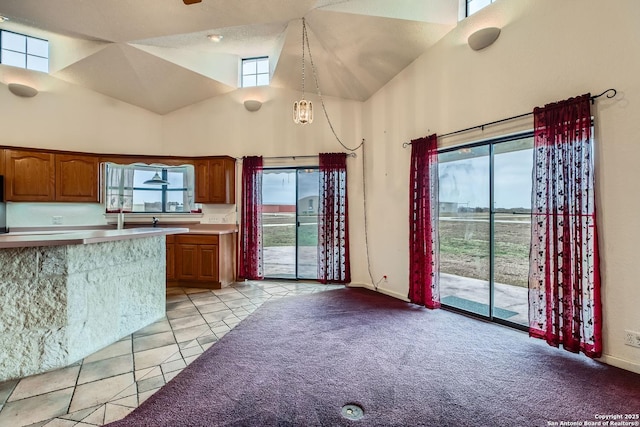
left=106, top=287, right=640, bottom=427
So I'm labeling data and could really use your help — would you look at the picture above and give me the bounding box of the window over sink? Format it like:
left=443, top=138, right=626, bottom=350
left=104, top=163, right=196, bottom=213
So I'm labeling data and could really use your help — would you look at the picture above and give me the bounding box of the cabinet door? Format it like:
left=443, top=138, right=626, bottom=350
left=166, top=243, right=175, bottom=280
left=177, top=244, right=198, bottom=280
left=194, top=159, right=211, bottom=203
left=5, top=150, right=55, bottom=201
left=0, top=149, right=5, bottom=177
left=55, top=154, right=99, bottom=202
left=210, top=158, right=235, bottom=204
left=197, top=244, right=219, bottom=281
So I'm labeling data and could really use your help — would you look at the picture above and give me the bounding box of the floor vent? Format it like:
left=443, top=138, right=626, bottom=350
left=341, top=404, right=364, bottom=420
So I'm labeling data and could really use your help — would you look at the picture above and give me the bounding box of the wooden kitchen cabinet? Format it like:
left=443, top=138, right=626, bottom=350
left=176, top=235, right=219, bottom=281
left=177, top=243, right=199, bottom=280
left=5, top=150, right=55, bottom=201
left=4, top=150, right=99, bottom=202
left=194, top=157, right=235, bottom=204
left=1, top=145, right=236, bottom=204
left=55, top=154, right=99, bottom=202
left=0, top=149, right=5, bottom=178
left=169, top=233, right=234, bottom=288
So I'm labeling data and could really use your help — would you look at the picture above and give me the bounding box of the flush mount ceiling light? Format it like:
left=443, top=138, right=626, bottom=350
left=0, top=15, right=9, bottom=23
left=143, top=171, right=169, bottom=185
left=468, top=27, right=501, bottom=51
left=244, top=99, right=262, bottom=112
left=207, top=34, right=223, bottom=42
left=8, top=83, right=38, bottom=98
left=293, top=18, right=313, bottom=124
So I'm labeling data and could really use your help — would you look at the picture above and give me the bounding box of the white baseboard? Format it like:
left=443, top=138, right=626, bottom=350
left=598, top=354, right=640, bottom=374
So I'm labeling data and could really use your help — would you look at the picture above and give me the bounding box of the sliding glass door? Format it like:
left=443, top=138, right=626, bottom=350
left=438, top=134, right=533, bottom=327
left=261, top=168, right=319, bottom=279
left=438, top=145, right=491, bottom=316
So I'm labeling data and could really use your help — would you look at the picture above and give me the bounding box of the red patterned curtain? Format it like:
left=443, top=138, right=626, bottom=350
left=238, top=156, right=264, bottom=280
left=408, top=134, right=440, bottom=309
left=529, top=94, right=602, bottom=358
left=318, top=153, right=351, bottom=284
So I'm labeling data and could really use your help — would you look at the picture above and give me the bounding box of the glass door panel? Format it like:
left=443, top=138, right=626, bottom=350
left=438, top=146, right=491, bottom=316
left=262, top=169, right=297, bottom=278
left=296, top=169, right=319, bottom=279
left=492, top=138, right=533, bottom=325
left=261, top=168, right=319, bottom=280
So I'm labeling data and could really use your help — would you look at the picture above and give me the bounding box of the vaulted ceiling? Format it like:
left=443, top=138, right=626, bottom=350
left=0, top=0, right=459, bottom=114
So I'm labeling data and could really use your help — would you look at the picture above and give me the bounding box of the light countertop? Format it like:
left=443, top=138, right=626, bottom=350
left=0, top=227, right=189, bottom=249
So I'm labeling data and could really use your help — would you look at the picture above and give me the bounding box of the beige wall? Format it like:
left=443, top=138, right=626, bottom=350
left=1, top=0, right=638, bottom=373
left=362, top=0, right=640, bottom=372
left=0, top=68, right=161, bottom=154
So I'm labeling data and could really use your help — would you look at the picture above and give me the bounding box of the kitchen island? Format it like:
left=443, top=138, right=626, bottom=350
left=0, top=227, right=187, bottom=382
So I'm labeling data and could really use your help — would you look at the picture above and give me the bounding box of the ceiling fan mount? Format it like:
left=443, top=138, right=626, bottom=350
left=183, top=0, right=202, bottom=4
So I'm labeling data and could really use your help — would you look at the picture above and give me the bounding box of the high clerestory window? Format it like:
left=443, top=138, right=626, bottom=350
left=466, top=0, right=495, bottom=16
left=241, top=57, right=269, bottom=87
left=0, top=30, right=49, bottom=73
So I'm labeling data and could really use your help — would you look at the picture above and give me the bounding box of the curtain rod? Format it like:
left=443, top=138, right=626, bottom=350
left=402, top=88, right=617, bottom=148
left=237, top=152, right=357, bottom=161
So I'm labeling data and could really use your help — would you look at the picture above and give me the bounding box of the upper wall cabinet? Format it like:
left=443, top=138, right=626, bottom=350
left=1, top=147, right=235, bottom=204
left=5, top=150, right=56, bottom=201
left=195, top=157, right=236, bottom=204
left=4, top=150, right=99, bottom=202
left=55, top=154, right=99, bottom=202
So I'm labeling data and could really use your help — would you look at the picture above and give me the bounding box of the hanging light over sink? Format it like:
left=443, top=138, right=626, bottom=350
left=143, top=171, right=169, bottom=185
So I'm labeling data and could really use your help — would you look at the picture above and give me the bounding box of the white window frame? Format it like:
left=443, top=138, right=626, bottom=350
left=0, top=30, right=49, bottom=73
left=466, top=0, right=495, bottom=17
left=241, top=56, right=269, bottom=88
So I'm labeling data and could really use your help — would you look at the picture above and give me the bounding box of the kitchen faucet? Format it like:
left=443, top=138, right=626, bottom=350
left=152, top=217, right=159, bottom=227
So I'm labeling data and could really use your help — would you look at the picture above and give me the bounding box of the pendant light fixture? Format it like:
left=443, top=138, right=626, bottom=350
left=143, top=171, right=169, bottom=185
left=293, top=18, right=313, bottom=124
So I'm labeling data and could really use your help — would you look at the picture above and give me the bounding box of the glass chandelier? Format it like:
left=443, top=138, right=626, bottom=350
left=293, top=18, right=313, bottom=124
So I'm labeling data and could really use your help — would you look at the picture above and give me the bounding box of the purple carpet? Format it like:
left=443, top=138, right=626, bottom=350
left=107, top=287, right=640, bottom=427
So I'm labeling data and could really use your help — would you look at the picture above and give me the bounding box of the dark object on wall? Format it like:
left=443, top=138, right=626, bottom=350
left=0, top=175, right=7, bottom=233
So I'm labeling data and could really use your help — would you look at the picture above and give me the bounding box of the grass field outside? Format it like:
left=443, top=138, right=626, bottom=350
left=262, top=213, right=318, bottom=247
left=262, top=212, right=531, bottom=288
left=439, top=213, right=531, bottom=287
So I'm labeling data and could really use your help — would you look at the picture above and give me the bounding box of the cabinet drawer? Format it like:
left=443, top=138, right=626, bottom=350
left=176, top=234, right=219, bottom=245
left=166, top=235, right=176, bottom=244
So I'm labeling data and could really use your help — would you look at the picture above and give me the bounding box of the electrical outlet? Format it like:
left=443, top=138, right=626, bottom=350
left=52, top=216, right=63, bottom=225
left=624, top=330, right=640, bottom=348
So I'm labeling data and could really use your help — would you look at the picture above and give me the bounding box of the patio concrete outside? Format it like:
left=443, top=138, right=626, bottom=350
left=440, top=273, right=528, bottom=326
left=263, top=246, right=528, bottom=326
left=263, top=246, right=318, bottom=279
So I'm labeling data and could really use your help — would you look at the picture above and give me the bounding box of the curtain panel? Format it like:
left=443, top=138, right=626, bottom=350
left=238, top=156, right=264, bottom=280
left=318, top=153, right=351, bottom=284
left=105, top=164, right=134, bottom=212
left=529, top=94, right=602, bottom=358
left=408, top=135, right=440, bottom=309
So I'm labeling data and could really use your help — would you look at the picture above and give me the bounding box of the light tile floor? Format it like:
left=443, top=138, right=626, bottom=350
left=0, top=281, right=343, bottom=427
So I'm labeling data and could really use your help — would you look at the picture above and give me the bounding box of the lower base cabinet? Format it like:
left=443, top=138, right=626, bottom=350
left=166, top=233, right=235, bottom=289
